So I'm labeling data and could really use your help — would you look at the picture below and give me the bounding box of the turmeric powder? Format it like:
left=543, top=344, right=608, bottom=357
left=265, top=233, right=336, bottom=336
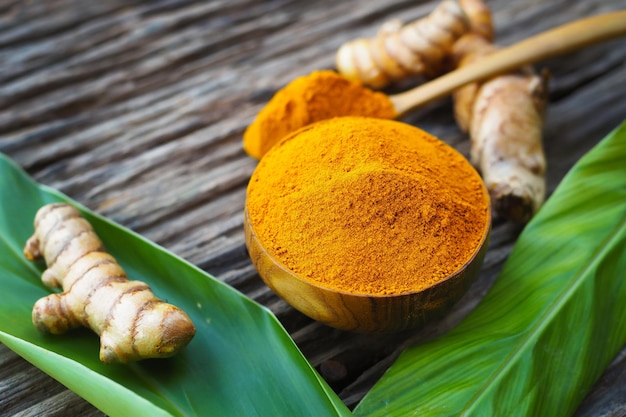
left=246, top=117, right=490, bottom=295
left=242, top=70, right=397, bottom=160
left=24, top=203, right=196, bottom=364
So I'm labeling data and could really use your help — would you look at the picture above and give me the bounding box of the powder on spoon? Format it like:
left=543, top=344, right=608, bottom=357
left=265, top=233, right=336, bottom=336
left=243, top=70, right=397, bottom=160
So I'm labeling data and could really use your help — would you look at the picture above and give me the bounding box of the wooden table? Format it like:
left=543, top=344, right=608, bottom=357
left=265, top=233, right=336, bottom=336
left=1, top=0, right=625, bottom=415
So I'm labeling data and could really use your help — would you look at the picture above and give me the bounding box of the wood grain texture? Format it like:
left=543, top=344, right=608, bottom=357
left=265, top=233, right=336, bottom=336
left=1, top=0, right=625, bottom=415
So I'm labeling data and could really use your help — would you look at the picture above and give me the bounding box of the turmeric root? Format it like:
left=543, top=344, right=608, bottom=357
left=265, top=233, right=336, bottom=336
left=335, top=0, right=471, bottom=88
left=24, top=203, right=196, bottom=364
left=452, top=34, right=549, bottom=223
left=457, top=0, right=493, bottom=41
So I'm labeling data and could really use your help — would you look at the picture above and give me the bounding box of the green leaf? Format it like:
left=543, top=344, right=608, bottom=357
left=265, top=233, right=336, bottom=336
left=354, top=120, right=626, bottom=416
left=0, top=154, right=351, bottom=417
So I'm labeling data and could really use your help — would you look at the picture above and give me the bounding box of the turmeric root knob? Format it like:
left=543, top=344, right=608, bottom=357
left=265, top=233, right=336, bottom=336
left=24, top=203, right=196, bottom=364
left=336, top=0, right=471, bottom=88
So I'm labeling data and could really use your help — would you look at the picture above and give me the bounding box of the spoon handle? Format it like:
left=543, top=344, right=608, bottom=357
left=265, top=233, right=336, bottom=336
left=389, top=10, right=626, bottom=116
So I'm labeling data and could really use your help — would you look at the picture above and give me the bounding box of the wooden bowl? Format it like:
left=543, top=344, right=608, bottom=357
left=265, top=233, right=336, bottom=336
left=244, top=117, right=492, bottom=333
left=244, top=206, right=491, bottom=333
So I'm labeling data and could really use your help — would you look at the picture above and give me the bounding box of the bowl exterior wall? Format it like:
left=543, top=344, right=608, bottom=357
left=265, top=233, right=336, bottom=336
left=244, top=211, right=490, bottom=333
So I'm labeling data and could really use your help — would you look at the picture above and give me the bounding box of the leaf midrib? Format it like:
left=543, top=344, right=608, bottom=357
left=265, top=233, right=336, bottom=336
left=458, top=211, right=626, bottom=416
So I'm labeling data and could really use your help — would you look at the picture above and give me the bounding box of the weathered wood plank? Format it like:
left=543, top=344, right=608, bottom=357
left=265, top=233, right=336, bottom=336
left=1, top=0, right=625, bottom=415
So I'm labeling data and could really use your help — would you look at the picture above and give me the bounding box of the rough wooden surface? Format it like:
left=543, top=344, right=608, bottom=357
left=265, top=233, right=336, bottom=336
left=1, top=0, right=625, bottom=415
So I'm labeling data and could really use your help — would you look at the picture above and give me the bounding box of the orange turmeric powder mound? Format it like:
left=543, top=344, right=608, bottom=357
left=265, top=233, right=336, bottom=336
left=242, top=70, right=398, bottom=160
left=246, top=116, right=490, bottom=296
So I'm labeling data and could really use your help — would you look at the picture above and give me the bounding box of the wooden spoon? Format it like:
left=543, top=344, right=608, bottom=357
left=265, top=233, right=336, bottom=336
left=390, top=9, right=626, bottom=115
